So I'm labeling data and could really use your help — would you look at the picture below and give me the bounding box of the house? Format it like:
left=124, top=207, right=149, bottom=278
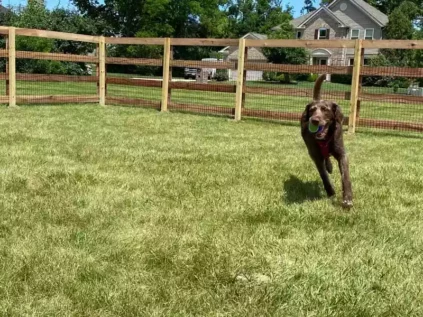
left=218, top=32, right=268, bottom=81
left=221, top=0, right=388, bottom=81
left=274, top=0, right=389, bottom=67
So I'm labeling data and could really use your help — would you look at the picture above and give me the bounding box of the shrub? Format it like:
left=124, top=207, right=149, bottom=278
left=215, top=69, right=229, bottom=81
left=307, top=73, right=318, bottom=82
left=331, top=74, right=352, bottom=85
left=262, top=71, right=278, bottom=81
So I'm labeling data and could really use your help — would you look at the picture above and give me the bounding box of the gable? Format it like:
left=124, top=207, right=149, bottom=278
left=300, top=9, right=346, bottom=30
left=296, top=6, right=347, bottom=29
left=329, top=0, right=388, bottom=26
left=331, top=0, right=381, bottom=30
left=285, top=0, right=388, bottom=30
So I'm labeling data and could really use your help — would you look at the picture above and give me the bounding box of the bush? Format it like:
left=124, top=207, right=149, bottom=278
left=331, top=74, right=352, bottom=85
left=276, top=74, right=285, bottom=82
left=307, top=73, right=318, bottom=82
left=215, top=69, right=229, bottom=82
left=262, top=71, right=278, bottom=81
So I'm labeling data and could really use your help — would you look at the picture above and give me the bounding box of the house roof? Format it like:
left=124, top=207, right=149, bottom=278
left=329, top=0, right=388, bottom=26
left=296, top=5, right=348, bottom=28
left=273, top=0, right=388, bottom=30
left=218, top=32, right=267, bottom=53
left=0, top=5, right=10, bottom=13
left=227, top=47, right=267, bottom=61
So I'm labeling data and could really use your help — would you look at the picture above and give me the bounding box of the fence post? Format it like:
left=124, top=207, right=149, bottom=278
left=161, top=38, right=171, bottom=112
left=98, top=36, right=106, bottom=106
left=234, top=38, right=246, bottom=120
left=8, top=27, right=16, bottom=107
left=5, top=33, right=9, bottom=97
left=349, top=39, right=363, bottom=133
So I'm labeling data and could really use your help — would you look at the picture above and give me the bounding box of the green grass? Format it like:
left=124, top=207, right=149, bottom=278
left=0, top=104, right=422, bottom=316
left=0, top=78, right=421, bottom=123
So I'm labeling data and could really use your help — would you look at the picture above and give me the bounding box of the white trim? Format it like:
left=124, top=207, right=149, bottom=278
left=350, top=29, right=360, bottom=39
left=296, top=30, right=303, bottom=39
left=311, top=48, right=332, bottom=57
left=328, top=0, right=386, bottom=27
left=297, top=6, right=347, bottom=28
left=364, top=28, right=374, bottom=40
left=318, top=28, right=329, bottom=40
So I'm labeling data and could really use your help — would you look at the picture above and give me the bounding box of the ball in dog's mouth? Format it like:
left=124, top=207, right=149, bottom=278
left=308, top=122, right=323, bottom=133
left=308, top=122, right=327, bottom=140
left=315, top=126, right=329, bottom=140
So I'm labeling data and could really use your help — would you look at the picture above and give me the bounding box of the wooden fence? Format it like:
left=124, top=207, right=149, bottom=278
left=0, top=26, right=422, bottom=133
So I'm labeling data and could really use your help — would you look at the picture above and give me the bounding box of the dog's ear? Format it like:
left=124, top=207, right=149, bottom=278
left=330, top=102, right=344, bottom=124
left=301, top=103, right=312, bottom=124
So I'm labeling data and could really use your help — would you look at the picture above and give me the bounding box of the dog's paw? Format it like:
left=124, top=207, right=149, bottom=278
left=342, top=200, right=353, bottom=209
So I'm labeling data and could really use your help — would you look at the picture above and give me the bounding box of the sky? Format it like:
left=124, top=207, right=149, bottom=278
left=3, top=0, right=305, bottom=18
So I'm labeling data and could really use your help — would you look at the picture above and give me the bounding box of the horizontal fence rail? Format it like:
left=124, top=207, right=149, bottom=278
left=0, top=26, right=421, bottom=133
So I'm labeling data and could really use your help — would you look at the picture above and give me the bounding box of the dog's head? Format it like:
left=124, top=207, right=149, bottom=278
left=301, top=100, right=343, bottom=140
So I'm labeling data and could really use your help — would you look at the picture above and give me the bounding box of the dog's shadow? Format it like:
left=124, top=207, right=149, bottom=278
left=283, top=175, right=323, bottom=204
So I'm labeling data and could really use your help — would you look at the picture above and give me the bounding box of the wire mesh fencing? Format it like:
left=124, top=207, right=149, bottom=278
left=358, top=48, right=423, bottom=132
left=241, top=42, right=353, bottom=124
left=105, top=42, right=163, bottom=109
left=13, top=35, right=98, bottom=104
left=167, top=42, right=236, bottom=117
left=0, top=27, right=422, bottom=135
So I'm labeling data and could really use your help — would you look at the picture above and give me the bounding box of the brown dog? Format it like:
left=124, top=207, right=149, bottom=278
left=300, top=74, right=353, bottom=208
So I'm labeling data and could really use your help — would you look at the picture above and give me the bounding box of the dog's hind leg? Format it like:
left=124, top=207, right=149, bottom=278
left=314, top=159, right=336, bottom=197
left=325, top=158, right=333, bottom=174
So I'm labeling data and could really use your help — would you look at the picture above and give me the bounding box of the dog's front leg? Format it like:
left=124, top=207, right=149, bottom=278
left=314, top=159, right=336, bottom=197
left=337, top=155, right=353, bottom=208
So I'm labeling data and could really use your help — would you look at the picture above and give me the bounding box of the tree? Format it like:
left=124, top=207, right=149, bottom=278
left=223, top=0, right=293, bottom=38
left=367, top=0, right=423, bottom=16
left=301, top=0, right=316, bottom=15
left=2, top=2, right=103, bottom=75
left=381, top=1, right=422, bottom=68
left=262, top=23, right=309, bottom=83
left=71, top=0, right=227, bottom=38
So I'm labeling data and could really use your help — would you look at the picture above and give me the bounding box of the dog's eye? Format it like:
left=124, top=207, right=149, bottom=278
left=310, top=106, right=317, bottom=111
left=321, top=106, right=329, bottom=111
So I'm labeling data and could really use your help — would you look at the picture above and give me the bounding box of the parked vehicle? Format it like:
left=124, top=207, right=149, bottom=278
left=183, top=58, right=223, bottom=80
left=184, top=67, right=197, bottom=79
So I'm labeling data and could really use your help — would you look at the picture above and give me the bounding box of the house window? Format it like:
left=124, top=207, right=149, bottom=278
left=318, top=28, right=328, bottom=39
left=365, top=28, right=374, bottom=40
left=351, top=29, right=360, bottom=40
left=296, top=31, right=303, bottom=39
left=349, top=58, right=354, bottom=66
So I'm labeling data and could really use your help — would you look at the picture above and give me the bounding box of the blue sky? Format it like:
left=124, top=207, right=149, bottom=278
left=3, top=0, right=304, bottom=18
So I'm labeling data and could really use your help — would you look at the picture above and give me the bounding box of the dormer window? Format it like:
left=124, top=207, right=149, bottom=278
left=319, top=28, right=328, bottom=39
left=315, top=28, right=330, bottom=39
left=351, top=29, right=360, bottom=40
left=365, top=28, right=374, bottom=40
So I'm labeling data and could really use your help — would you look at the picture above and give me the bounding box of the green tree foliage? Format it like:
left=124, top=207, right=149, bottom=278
left=367, top=0, right=423, bottom=16
left=72, top=0, right=227, bottom=38
left=262, top=24, right=309, bottom=83
left=381, top=1, right=423, bottom=71
left=301, top=0, right=317, bottom=14
left=1, top=2, right=103, bottom=75
left=223, top=0, right=293, bottom=37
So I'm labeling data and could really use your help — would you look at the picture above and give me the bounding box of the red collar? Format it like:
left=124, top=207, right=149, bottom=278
left=316, top=137, right=333, bottom=159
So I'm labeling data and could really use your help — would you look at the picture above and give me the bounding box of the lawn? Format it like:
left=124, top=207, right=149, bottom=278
left=0, top=77, right=421, bottom=123
left=0, top=104, right=422, bottom=316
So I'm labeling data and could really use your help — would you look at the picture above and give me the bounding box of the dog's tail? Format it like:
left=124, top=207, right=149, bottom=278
left=313, top=74, right=327, bottom=101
